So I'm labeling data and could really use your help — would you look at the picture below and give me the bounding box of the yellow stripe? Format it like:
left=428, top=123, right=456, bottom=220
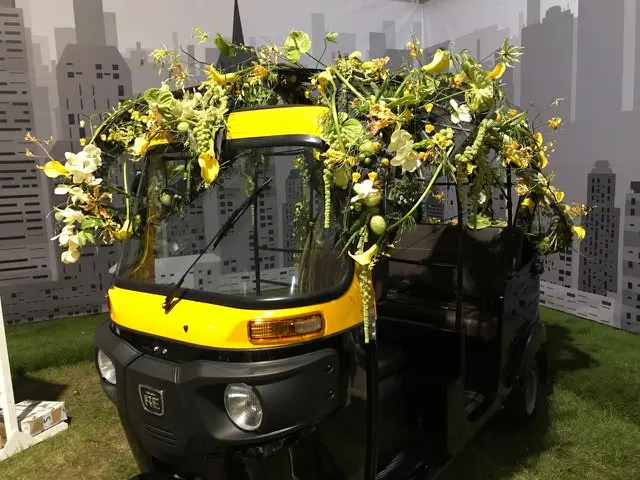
left=108, top=274, right=362, bottom=350
left=226, top=106, right=328, bottom=140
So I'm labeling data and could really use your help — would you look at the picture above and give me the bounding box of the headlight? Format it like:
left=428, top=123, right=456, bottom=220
left=97, top=349, right=116, bottom=385
left=224, top=383, right=263, bottom=431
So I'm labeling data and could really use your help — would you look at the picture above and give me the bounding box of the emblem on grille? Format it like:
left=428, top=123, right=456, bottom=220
left=139, top=385, right=165, bottom=416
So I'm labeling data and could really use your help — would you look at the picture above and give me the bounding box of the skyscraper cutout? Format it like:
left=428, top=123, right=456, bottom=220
left=217, top=0, right=255, bottom=72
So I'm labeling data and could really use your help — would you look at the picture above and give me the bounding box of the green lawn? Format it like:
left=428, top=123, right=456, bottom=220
left=0, top=309, right=639, bottom=479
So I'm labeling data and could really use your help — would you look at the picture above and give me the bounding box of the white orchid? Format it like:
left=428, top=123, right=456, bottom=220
left=61, top=247, right=80, bottom=264
left=450, top=99, right=472, bottom=125
left=54, top=207, right=85, bottom=225
left=388, top=128, right=422, bottom=173
left=388, top=128, right=413, bottom=153
left=54, top=184, right=89, bottom=204
left=63, top=144, right=103, bottom=185
left=351, top=174, right=382, bottom=207
left=52, top=224, right=79, bottom=248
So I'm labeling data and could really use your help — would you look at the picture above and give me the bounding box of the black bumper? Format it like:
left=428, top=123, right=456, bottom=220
left=95, top=321, right=342, bottom=476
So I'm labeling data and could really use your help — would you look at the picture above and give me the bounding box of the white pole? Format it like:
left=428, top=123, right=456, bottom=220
left=0, top=296, right=19, bottom=440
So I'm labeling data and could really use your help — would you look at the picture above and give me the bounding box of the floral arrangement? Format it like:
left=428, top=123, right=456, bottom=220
left=31, top=29, right=586, bottom=338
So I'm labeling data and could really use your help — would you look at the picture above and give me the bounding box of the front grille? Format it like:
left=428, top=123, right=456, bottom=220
left=144, top=422, right=177, bottom=447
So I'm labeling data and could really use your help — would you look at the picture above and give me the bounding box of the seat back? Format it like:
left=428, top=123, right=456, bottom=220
left=385, top=223, right=523, bottom=302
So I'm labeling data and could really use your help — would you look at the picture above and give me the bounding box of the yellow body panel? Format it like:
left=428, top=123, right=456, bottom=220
left=226, top=105, right=328, bottom=140
left=108, top=274, right=362, bottom=350
left=110, top=104, right=354, bottom=349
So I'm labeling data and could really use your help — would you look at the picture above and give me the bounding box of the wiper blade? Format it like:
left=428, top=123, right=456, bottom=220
left=162, top=177, right=273, bottom=313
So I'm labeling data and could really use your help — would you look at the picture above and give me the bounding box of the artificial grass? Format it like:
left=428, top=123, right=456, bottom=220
left=0, top=309, right=638, bottom=479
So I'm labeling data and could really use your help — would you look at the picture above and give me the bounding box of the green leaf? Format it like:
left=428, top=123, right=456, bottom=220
left=81, top=217, right=101, bottom=230
left=214, top=33, right=236, bottom=57
left=468, top=214, right=493, bottom=230
left=84, top=232, right=96, bottom=244
left=340, top=118, right=364, bottom=146
left=143, top=88, right=173, bottom=110
left=325, top=31, right=339, bottom=43
left=284, top=30, right=312, bottom=63
left=333, top=167, right=350, bottom=189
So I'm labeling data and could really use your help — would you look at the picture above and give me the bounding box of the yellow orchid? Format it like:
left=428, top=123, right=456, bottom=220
left=205, top=64, right=237, bottom=85
left=130, top=136, right=150, bottom=158
left=487, top=62, right=506, bottom=80
left=421, top=49, right=449, bottom=74
left=538, top=150, right=549, bottom=169
left=572, top=225, right=586, bottom=241
left=548, top=117, right=562, bottom=129
left=38, top=160, right=70, bottom=179
left=521, top=198, right=535, bottom=210
left=534, top=132, right=544, bottom=147
left=552, top=188, right=565, bottom=202
left=115, top=219, right=132, bottom=241
left=507, top=108, right=518, bottom=117
left=198, top=151, right=220, bottom=186
left=349, top=243, right=379, bottom=266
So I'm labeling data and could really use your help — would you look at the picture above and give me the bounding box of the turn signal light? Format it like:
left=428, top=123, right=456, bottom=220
left=248, top=314, right=324, bottom=344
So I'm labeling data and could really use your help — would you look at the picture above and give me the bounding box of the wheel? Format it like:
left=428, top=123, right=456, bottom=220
left=505, top=356, right=544, bottom=421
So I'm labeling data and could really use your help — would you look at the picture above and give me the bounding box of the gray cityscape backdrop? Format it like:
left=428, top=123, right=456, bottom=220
left=1, top=0, right=639, bottom=334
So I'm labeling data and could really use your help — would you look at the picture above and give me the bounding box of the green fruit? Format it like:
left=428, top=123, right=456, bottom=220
left=369, top=215, right=387, bottom=236
left=359, top=140, right=381, bottom=156
left=177, top=121, right=190, bottom=132
left=160, top=192, right=172, bottom=206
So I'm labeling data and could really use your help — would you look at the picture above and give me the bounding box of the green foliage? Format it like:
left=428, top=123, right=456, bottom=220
left=284, top=30, right=311, bottom=63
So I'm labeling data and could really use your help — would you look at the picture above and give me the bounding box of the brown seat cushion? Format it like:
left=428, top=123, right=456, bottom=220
left=387, top=223, right=522, bottom=301
left=378, top=293, right=498, bottom=341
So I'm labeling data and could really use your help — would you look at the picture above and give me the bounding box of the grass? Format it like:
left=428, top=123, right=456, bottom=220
left=0, top=309, right=639, bottom=479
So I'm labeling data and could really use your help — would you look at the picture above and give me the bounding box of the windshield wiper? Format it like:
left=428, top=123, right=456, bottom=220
left=162, top=177, right=273, bottom=313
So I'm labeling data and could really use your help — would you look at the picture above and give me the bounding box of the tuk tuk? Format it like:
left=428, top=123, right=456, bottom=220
left=93, top=102, right=549, bottom=480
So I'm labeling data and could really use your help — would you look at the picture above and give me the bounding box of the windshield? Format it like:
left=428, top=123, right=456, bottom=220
left=116, top=144, right=352, bottom=305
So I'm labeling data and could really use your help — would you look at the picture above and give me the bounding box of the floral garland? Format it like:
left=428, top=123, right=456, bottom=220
left=30, top=30, right=586, bottom=339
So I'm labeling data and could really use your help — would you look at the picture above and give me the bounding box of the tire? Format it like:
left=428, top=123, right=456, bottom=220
left=505, top=356, right=544, bottom=422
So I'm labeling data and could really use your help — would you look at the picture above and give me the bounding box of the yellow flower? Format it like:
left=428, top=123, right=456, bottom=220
left=548, top=117, right=562, bottom=129
left=495, top=111, right=502, bottom=122
left=368, top=171, right=378, bottom=182
left=381, top=158, right=389, bottom=167
left=487, top=62, right=506, bottom=79
left=422, top=49, right=450, bottom=74
left=130, top=136, right=150, bottom=158
left=538, top=150, right=548, bottom=169
left=466, top=163, right=476, bottom=175
left=205, top=64, right=237, bottom=85
left=25, top=148, right=35, bottom=157
left=552, top=188, right=565, bottom=202
left=424, top=103, right=434, bottom=113
left=521, top=198, right=535, bottom=210
left=451, top=71, right=467, bottom=87
left=115, top=219, right=132, bottom=241
left=251, top=63, right=269, bottom=80
left=198, top=151, right=220, bottom=186
left=534, top=132, right=544, bottom=147
left=352, top=172, right=361, bottom=183
left=425, top=123, right=435, bottom=134
left=515, top=181, right=529, bottom=196
left=507, top=108, right=518, bottom=117
left=316, top=69, right=334, bottom=93
left=349, top=243, right=379, bottom=266
left=38, top=160, right=70, bottom=179
left=572, top=225, right=586, bottom=241
left=79, top=138, right=87, bottom=146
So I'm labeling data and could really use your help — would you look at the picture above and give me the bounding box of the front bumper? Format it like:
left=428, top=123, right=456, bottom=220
left=95, top=320, right=342, bottom=476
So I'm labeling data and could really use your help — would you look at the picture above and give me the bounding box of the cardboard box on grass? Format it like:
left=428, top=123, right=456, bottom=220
left=0, top=400, right=67, bottom=447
